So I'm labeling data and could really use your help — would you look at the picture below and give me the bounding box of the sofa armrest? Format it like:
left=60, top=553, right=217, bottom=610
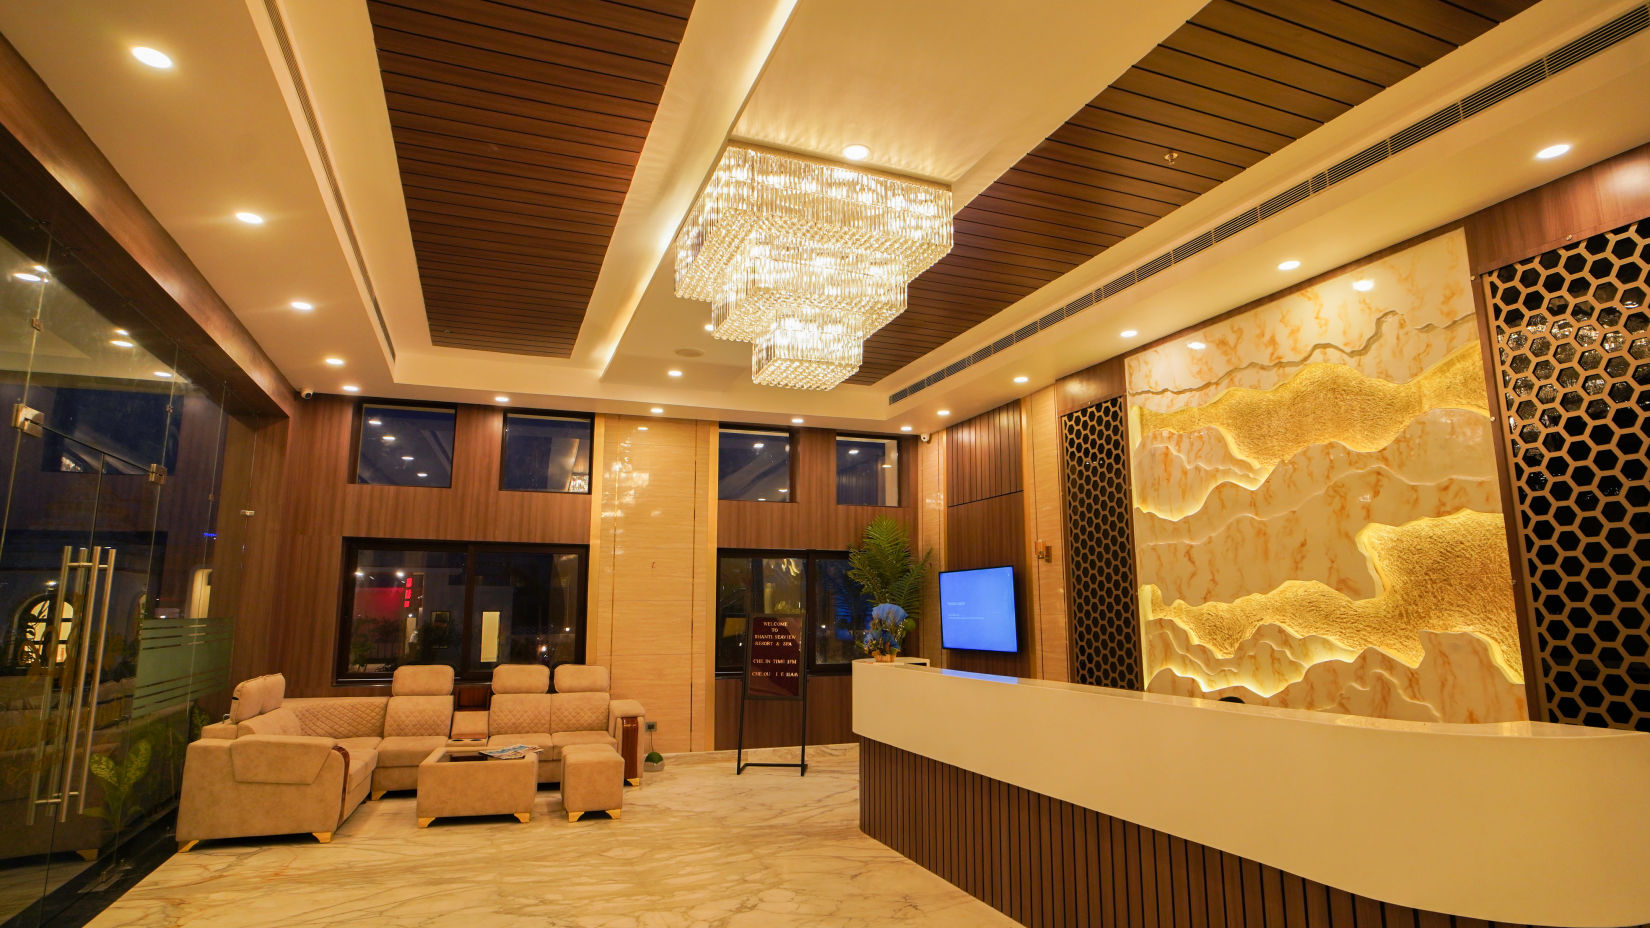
left=608, top=699, right=645, bottom=725
left=228, top=735, right=340, bottom=785
left=200, top=721, right=239, bottom=740
left=177, top=737, right=352, bottom=844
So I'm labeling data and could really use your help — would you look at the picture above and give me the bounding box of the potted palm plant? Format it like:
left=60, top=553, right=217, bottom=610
left=847, top=516, right=932, bottom=661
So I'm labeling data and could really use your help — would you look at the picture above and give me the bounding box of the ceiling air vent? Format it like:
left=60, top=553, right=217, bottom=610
left=888, top=3, right=1650, bottom=404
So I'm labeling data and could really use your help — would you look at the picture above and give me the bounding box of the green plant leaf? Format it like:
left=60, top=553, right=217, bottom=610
left=87, top=753, right=116, bottom=784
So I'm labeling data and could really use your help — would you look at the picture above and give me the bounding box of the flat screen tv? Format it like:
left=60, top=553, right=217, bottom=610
left=938, top=565, right=1019, bottom=652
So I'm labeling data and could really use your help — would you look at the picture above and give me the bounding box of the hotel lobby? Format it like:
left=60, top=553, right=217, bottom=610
left=1, top=0, right=1648, bottom=926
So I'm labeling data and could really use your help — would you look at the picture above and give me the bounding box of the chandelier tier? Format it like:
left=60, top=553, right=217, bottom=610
left=673, top=144, right=954, bottom=390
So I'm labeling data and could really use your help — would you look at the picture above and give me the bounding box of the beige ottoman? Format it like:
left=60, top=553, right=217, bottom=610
left=561, top=744, right=624, bottom=822
left=416, top=748, right=538, bottom=827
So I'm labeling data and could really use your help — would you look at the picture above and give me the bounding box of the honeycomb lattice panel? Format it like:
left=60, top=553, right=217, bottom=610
left=1061, top=398, right=1142, bottom=690
left=1486, top=217, right=1650, bottom=731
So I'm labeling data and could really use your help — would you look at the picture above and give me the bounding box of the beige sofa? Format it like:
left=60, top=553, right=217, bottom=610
left=177, top=666, right=454, bottom=848
left=486, top=664, right=645, bottom=784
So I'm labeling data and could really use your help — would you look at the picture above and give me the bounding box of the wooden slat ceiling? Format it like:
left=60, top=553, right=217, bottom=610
left=367, top=0, right=694, bottom=357
left=848, top=0, right=1538, bottom=384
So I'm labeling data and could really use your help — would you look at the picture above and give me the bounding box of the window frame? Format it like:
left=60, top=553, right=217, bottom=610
left=833, top=433, right=903, bottom=508
left=713, top=548, right=864, bottom=679
left=716, top=424, right=797, bottom=503
left=497, top=408, right=596, bottom=494
left=351, top=400, right=459, bottom=488
left=333, top=537, right=590, bottom=685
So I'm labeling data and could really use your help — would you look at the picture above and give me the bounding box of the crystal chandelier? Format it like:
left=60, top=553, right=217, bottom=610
left=673, top=144, right=953, bottom=390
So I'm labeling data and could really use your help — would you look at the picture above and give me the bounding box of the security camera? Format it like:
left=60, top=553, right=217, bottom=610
left=919, top=433, right=931, bottom=443
left=300, top=388, right=315, bottom=400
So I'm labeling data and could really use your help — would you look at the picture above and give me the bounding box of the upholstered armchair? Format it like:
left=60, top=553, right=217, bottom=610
left=485, top=664, right=645, bottom=784
left=370, top=664, right=455, bottom=797
left=555, top=664, right=646, bottom=785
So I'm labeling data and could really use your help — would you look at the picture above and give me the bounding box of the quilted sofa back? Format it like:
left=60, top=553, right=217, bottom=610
left=384, top=664, right=454, bottom=738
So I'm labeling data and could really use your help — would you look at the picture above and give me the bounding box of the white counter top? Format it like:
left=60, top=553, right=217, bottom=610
left=852, top=660, right=1650, bottom=928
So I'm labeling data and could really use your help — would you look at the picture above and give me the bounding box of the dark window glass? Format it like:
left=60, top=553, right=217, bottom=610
left=715, top=551, right=865, bottom=675
left=836, top=436, right=898, bottom=506
left=718, top=428, right=791, bottom=501
left=357, top=404, right=455, bottom=487
left=39, top=387, right=181, bottom=475
left=338, top=541, right=586, bottom=681
left=502, top=413, right=593, bottom=492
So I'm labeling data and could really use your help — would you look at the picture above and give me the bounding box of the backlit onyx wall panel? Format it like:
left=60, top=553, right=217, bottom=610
left=1060, top=398, right=1141, bottom=690
left=1486, top=217, right=1650, bottom=731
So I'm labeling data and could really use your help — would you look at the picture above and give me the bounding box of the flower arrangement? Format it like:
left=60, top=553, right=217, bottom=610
left=860, top=603, right=916, bottom=661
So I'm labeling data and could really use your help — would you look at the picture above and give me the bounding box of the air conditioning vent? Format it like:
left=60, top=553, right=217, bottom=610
left=887, top=4, right=1650, bottom=404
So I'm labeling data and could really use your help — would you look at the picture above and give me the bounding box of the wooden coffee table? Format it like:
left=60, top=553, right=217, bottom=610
left=415, top=747, right=538, bottom=827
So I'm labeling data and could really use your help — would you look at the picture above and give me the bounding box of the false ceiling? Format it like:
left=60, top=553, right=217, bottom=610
left=1, top=0, right=1648, bottom=434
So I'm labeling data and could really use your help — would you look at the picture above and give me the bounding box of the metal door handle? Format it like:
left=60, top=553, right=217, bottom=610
left=26, top=545, right=75, bottom=826
left=76, top=547, right=116, bottom=815
left=58, top=546, right=102, bottom=823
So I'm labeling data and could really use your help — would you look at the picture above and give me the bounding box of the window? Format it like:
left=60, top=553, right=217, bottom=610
left=357, top=404, right=456, bottom=487
left=502, top=412, right=593, bottom=492
left=715, top=551, right=867, bottom=675
left=836, top=435, right=899, bottom=506
left=337, top=540, right=586, bottom=682
left=718, top=427, right=791, bottom=501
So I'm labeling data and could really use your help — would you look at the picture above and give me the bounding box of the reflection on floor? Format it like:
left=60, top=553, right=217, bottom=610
left=0, top=856, right=89, bottom=924
left=88, top=743, right=1012, bottom=927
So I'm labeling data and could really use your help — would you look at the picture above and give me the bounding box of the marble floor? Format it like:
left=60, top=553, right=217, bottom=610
left=88, top=743, right=1014, bottom=927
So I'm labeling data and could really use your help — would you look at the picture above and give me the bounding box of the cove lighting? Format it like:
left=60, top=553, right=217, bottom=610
left=1536, top=143, right=1571, bottom=160
left=235, top=212, right=264, bottom=225
left=1277, top=259, right=1301, bottom=271
left=110, top=339, right=134, bottom=348
left=131, top=47, right=173, bottom=69
left=324, top=357, right=344, bottom=366
left=341, top=385, right=360, bottom=393
left=842, top=143, right=869, bottom=161
left=291, top=300, right=314, bottom=311
left=1353, top=279, right=1375, bottom=292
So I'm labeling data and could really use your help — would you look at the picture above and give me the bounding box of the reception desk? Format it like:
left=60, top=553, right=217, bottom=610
left=852, top=660, right=1650, bottom=928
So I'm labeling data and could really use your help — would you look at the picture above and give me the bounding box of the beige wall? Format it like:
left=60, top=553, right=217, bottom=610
left=1020, top=386, right=1068, bottom=682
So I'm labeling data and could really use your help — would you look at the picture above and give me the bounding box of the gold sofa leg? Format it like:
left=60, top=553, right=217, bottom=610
left=626, top=777, right=641, bottom=787
left=568, top=811, right=583, bottom=823
left=177, top=840, right=198, bottom=854
left=370, top=790, right=386, bottom=801
left=417, top=818, right=434, bottom=829
left=312, top=832, right=333, bottom=844
left=75, top=849, right=98, bottom=861
left=514, top=812, right=531, bottom=823
left=607, top=809, right=622, bottom=820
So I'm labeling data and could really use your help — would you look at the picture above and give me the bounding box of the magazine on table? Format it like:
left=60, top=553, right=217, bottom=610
left=479, top=744, right=543, bottom=760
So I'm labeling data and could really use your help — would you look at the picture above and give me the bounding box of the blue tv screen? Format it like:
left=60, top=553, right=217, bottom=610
left=938, top=566, right=1018, bottom=652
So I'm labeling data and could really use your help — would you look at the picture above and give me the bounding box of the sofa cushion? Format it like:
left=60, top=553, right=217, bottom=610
left=391, top=665, right=453, bottom=696
left=487, top=732, right=555, bottom=756
left=286, top=697, right=387, bottom=739
left=489, top=693, right=552, bottom=735
left=553, top=664, right=609, bottom=694
left=376, top=735, right=448, bottom=768
left=336, top=736, right=382, bottom=757
left=551, top=730, right=616, bottom=758
left=551, top=692, right=608, bottom=732
left=344, top=747, right=377, bottom=794
left=228, top=676, right=267, bottom=722
left=238, top=706, right=302, bottom=738
left=385, top=695, right=452, bottom=737
left=492, top=664, right=549, bottom=694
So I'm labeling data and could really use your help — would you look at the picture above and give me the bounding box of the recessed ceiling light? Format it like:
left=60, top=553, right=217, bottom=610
left=1352, top=279, right=1375, bottom=292
left=131, top=47, right=173, bottom=69
left=1536, top=143, right=1571, bottom=160
left=757, top=497, right=767, bottom=501
left=291, top=300, right=314, bottom=311
left=114, top=328, right=129, bottom=336
left=382, top=434, right=396, bottom=442
left=416, top=472, right=427, bottom=478
left=235, top=212, right=264, bottom=225
left=1277, top=259, right=1301, bottom=271
left=1120, top=329, right=1138, bottom=338
left=32, top=265, right=47, bottom=273
left=937, top=409, right=951, bottom=417
left=638, top=425, right=649, bottom=431
left=110, top=339, right=134, bottom=348
left=1187, top=341, right=1207, bottom=350
left=11, top=272, right=42, bottom=283
left=367, top=418, right=382, bottom=426
left=899, top=425, right=912, bottom=432
left=154, top=371, right=173, bottom=378
left=341, top=384, right=360, bottom=393
left=494, top=396, right=510, bottom=403
left=667, top=369, right=682, bottom=377
left=1013, top=375, right=1029, bottom=384
left=649, top=407, right=664, bottom=414
left=779, top=488, right=788, bottom=494
left=848, top=449, right=860, bottom=455
left=703, top=323, right=714, bottom=332
left=324, top=357, right=344, bottom=366
left=753, top=442, right=765, bottom=449
left=881, top=463, right=892, bottom=468
left=791, top=417, right=804, bottom=424
left=401, top=455, right=414, bottom=461
left=843, top=143, right=870, bottom=161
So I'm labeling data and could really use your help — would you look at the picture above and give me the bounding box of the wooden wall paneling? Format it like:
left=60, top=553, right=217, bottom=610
left=946, top=402, right=1023, bottom=505
left=1463, top=142, right=1650, bottom=274
left=0, top=36, right=295, bottom=416
left=943, top=493, right=1029, bottom=677
left=711, top=676, right=852, bottom=749
left=1057, top=357, right=1128, bottom=416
